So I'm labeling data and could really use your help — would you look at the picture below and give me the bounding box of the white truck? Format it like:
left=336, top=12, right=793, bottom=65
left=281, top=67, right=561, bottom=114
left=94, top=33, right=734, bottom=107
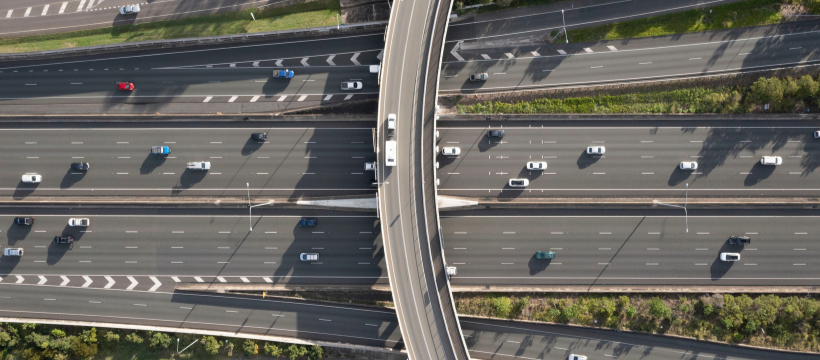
left=385, top=140, right=397, bottom=167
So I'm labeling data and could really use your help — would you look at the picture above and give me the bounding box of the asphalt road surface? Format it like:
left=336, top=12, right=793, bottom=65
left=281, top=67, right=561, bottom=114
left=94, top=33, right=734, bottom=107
left=0, top=126, right=376, bottom=197
left=0, top=285, right=816, bottom=360
left=443, top=214, right=820, bottom=288
left=436, top=122, right=820, bottom=197
left=0, top=214, right=385, bottom=290
left=0, top=0, right=291, bottom=37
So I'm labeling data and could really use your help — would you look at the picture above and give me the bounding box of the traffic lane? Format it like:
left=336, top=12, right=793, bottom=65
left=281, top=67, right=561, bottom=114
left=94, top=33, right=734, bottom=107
left=442, top=215, right=820, bottom=286
left=440, top=27, right=820, bottom=93
left=461, top=318, right=818, bottom=360
left=436, top=126, right=820, bottom=196
left=0, top=285, right=403, bottom=349
left=0, top=67, right=379, bottom=104
left=0, top=127, right=376, bottom=196
left=0, top=215, right=384, bottom=281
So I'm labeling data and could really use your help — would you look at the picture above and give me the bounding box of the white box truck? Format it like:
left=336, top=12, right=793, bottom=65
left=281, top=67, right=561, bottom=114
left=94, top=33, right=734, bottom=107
left=385, top=140, right=397, bottom=166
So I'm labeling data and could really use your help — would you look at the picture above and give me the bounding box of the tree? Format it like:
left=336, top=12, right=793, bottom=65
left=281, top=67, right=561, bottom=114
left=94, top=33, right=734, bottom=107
left=749, top=77, right=784, bottom=107
left=242, top=339, right=259, bottom=356
left=0, top=330, right=17, bottom=347
left=70, top=337, right=98, bottom=359
left=201, top=336, right=221, bottom=355
left=306, top=344, right=324, bottom=360
left=265, top=342, right=283, bottom=357
left=21, top=348, right=42, bottom=360
left=50, top=329, right=66, bottom=338
left=648, top=297, right=672, bottom=319
left=103, top=331, right=120, bottom=343
left=150, top=332, right=172, bottom=349
left=78, top=328, right=97, bottom=344
left=286, top=344, right=308, bottom=360
left=50, top=336, right=73, bottom=353
left=796, top=75, right=819, bottom=99
left=125, top=332, right=144, bottom=344
left=26, top=332, right=50, bottom=350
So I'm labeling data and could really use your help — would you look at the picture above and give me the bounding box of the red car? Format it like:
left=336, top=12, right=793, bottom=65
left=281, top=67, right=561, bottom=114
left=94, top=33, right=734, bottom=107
left=118, top=82, right=135, bottom=91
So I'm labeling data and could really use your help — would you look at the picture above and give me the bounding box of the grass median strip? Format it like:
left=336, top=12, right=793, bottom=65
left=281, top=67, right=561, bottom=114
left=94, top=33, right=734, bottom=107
left=0, top=0, right=341, bottom=54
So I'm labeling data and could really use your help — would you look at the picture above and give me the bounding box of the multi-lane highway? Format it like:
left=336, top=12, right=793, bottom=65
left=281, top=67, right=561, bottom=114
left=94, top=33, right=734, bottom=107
left=0, top=125, right=375, bottom=197
left=436, top=122, right=820, bottom=197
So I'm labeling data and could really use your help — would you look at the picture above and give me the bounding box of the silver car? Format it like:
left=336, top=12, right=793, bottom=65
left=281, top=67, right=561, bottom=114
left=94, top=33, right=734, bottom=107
left=186, top=161, right=211, bottom=170
left=508, top=178, right=529, bottom=187
left=22, top=174, right=42, bottom=183
left=586, top=146, right=605, bottom=155
left=679, top=161, right=698, bottom=170
left=119, top=4, right=140, bottom=14
left=441, top=147, right=461, bottom=156
left=527, top=161, right=547, bottom=171
left=760, top=156, right=782, bottom=165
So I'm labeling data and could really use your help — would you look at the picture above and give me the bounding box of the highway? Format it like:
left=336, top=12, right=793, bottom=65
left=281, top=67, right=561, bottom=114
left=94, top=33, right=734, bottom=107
left=0, top=285, right=817, bottom=360
left=0, top=125, right=376, bottom=197
left=0, top=213, right=386, bottom=290
left=436, top=122, right=820, bottom=197
left=443, top=212, right=820, bottom=288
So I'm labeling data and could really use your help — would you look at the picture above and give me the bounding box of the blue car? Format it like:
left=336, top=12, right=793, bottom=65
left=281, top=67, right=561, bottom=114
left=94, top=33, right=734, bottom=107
left=273, top=69, right=294, bottom=79
left=298, top=218, right=317, bottom=227
left=151, top=146, right=170, bottom=155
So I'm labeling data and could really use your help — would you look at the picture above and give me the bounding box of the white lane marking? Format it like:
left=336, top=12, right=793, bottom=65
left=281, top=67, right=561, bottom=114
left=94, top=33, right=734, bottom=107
left=41, top=5, right=50, bottom=16
left=217, top=277, right=226, bottom=283
left=599, top=232, right=611, bottom=235
left=172, top=277, right=181, bottom=282
left=639, top=62, right=652, bottom=64
left=583, top=47, right=593, bottom=53
left=86, top=0, right=96, bottom=10
left=278, top=95, right=287, bottom=101
left=647, top=248, right=659, bottom=251
left=203, top=96, right=212, bottom=103
left=228, top=96, right=238, bottom=103
left=275, top=59, right=283, bottom=66
left=127, top=276, right=138, bottom=290
left=5, top=10, right=12, bottom=18
left=344, top=94, right=353, bottom=100
left=250, top=95, right=260, bottom=102
left=697, top=232, right=710, bottom=235
left=794, top=263, right=807, bottom=266
left=38, top=276, right=47, bottom=285
left=194, top=277, right=204, bottom=283
left=689, top=57, right=702, bottom=60
left=505, top=53, right=515, bottom=59
left=149, top=277, right=162, bottom=291
left=24, top=7, right=32, bottom=17
left=229, top=63, right=236, bottom=67
left=104, top=276, right=115, bottom=289
left=530, top=51, right=540, bottom=56
left=60, top=276, right=69, bottom=286
left=647, top=263, right=659, bottom=265
left=607, top=46, right=618, bottom=51
left=15, top=276, right=24, bottom=284
left=252, top=61, right=260, bottom=67
left=351, top=52, right=361, bottom=65
left=493, top=72, right=506, bottom=75
left=642, top=172, right=654, bottom=175
left=324, top=94, right=333, bottom=101
left=301, top=57, right=309, bottom=66
left=326, top=55, right=335, bottom=66
left=599, top=248, right=611, bottom=250
left=298, top=95, right=308, bottom=101
left=795, top=232, right=808, bottom=234
left=790, top=47, right=802, bottom=50
left=695, top=248, right=709, bottom=251
left=82, top=276, right=93, bottom=288
left=590, top=66, right=603, bottom=68
left=481, top=54, right=491, bottom=60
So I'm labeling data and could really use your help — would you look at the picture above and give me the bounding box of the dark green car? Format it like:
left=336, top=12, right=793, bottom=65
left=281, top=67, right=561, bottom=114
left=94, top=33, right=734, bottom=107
left=535, top=251, right=555, bottom=259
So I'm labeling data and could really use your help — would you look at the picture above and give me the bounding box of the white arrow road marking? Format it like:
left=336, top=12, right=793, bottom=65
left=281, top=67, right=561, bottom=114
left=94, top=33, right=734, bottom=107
left=557, top=49, right=567, bottom=55
left=194, top=276, right=204, bottom=282
left=82, top=276, right=92, bottom=288
left=16, top=276, right=24, bottom=284
left=275, top=60, right=283, bottom=67
left=480, top=54, right=490, bottom=60
left=301, top=57, right=309, bottom=66
left=250, top=96, right=260, bottom=102
left=104, top=276, right=115, bottom=289
left=377, top=49, right=384, bottom=61
left=351, top=52, right=361, bottom=65
left=450, top=42, right=465, bottom=61
left=252, top=61, right=260, bottom=67
left=531, top=51, right=540, bottom=57
left=126, top=276, right=138, bottom=290
left=277, top=95, right=287, bottom=102
left=60, top=276, right=69, bottom=286
left=263, top=277, right=273, bottom=283
left=344, top=94, right=353, bottom=100
left=149, top=277, right=161, bottom=292
left=172, top=277, right=180, bottom=283
left=324, top=95, right=333, bottom=101
left=38, top=276, right=47, bottom=285
left=240, top=277, right=250, bottom=283
left=326, top=55, right=336, bottom=66
left=217, top=277, right=226, bottom=283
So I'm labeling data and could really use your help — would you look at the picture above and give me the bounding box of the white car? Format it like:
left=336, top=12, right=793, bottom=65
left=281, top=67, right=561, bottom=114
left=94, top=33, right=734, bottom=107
left=4, top=248, right=23, bottom=257
left=441, top=147, right=461, bottom=156
left=186, top=161, right=211, bottom=170
left=760, top=156, right=782, bottom=165
left=300, top=253, right=319, bottom=261
left=814, top=130, right=820, bottom=139
left=119, top=4, right=140, bottom=14
left=568, top=355, right=588, bottom=360
left=508, top=178, right=529, bottom=187
left=365, top=162, right=376, bottom=171
left=387, top=114, right=396, bottom=130
left=586, top=146, right=605, bottom=155
left=22, top=174, right=42, bottom=183
left=527, top=161, right=547, bottom=171
left=68, top=218, right=90, bottom=227
left=341, top=81, right=363, bottom=90
left=679, top=161, right=698, bottom=170
left=720, top=252, right=740, bottom=262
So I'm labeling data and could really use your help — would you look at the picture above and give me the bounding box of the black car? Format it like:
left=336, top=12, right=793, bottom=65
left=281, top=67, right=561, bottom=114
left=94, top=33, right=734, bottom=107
left=14, top=217, right=34, bottom=226
left=728, top=236, right=751, bottom=245
left=488, top=130, right=505, bottom=138
left=251, top=133, right=267, bottom=141
left=71, top=162, right=90, bottom=171
left=54, top=235, right=74, bottom=244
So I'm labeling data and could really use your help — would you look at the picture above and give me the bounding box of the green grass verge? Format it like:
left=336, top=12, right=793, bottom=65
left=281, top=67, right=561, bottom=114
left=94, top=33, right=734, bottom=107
left=0, top=0, right=341, bottom=54
left=567, top=0, right=795, bottom=43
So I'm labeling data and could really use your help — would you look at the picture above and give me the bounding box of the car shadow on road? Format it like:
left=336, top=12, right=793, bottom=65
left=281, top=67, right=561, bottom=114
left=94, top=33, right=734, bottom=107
left=576, top=151, right=600, bottom=169
left=60, top=168, right=86, bottom=189
left=0, top=255, right=21, bottom=274
left=477, top=136, right=502, bottom=152
left=62, top=224, right=86, bottom=242
left=710, top=240, right=742, bottom=281
left=171, top=169, right=207, bottom=195
left=13, top=181, right=36, bottom=200
left=743, top=162, right=776, bottom=187
left=47, top=241, right=71, bottom=266
left=140, top=154, right=167, bottom=174
left=6, top=222, right=31, bottom=247
left=528, top=254, right=551, bottom=275
left=241, top=136, right=266, bottom=156
left=667, top=165, right=692, bottom=187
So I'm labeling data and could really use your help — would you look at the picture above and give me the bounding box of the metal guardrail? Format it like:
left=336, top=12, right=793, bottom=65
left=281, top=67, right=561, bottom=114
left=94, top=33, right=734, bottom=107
left=0, top=20, right=388, bottom=62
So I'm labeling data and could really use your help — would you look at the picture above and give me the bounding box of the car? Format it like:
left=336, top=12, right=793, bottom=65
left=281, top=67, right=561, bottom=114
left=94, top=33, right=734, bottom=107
left=369, top=180, right=379, bottom=188
left=535, top=251, right=555, bottom=259
left=53, top=235, right=74, bottom=244
left=272, top=69, right=294, bottom=79
left=68, top=218, right=90, bottom=227
left=679, top=161, right=698, bottom=170
left=365, top=162, right=376, bottom=171
left=385, top=140, right=397, bottom=167
left=487, top=130, right=505, bottom=138
left=470, top=73, right=489, bottom=81
left=508, top=178, right=529, bottom=187
left=71, top=162, right=90, bottom=171
left=251, top=133, right=267, bottom=141
left=720, top=252, right=741, bottom=261
left=728, top=236, right=751, bottom=245
left=298, top=218, right=317, bottom=227
left=3, top=248, right=23, bottom=257
left=119, top=4, right=140, bottom=14
left=186, top=161, right=211, bottom=170
left=151, top=146, right=170, bottom=155
left=387, top=114, right=396, bottom=130
left=441, top=147, right=461, bottom=156
left=341, top=81, right=363, bottom=90
left=14, top=217, right=34, bottom=226
left=22, top=174, right=42, bottom=183
left=527, top=161, right=547, bottom=171
left=300, top=253, right=319, bottom=261
left=568, top=355, right=588, bottom=360
left=760, top=156, right=782, bottom=165
left=586, top=146, right=605, bottom=155
left=117, top=82, right=135, bottom=91
left=815, top=130, right=820, bottom=139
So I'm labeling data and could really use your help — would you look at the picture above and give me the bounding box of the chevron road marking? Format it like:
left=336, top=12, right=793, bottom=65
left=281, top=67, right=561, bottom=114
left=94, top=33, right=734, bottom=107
left=480, top=54, right=490, bottom=60
left=583, top=47, right=594, bottom=53
left=263, top=277, right=273, bottom=283
left=324, top=95, right=333, bottom=101
left=344, top=94, right=353, bottom=100
left=531, top=51, right=540, bottom=57
left=301, top=58, right=310, bottom=66
left=377, top=49, right=384, bottom=61
left=82, top=276, right=92, bottom=288
left=240, top=277, right=250, bottom=283
left=228, top=96, right=238, bottom=103
left=277, top=95, right=287, bottom=102
left=149, top=277, right=161, bottom=292
left=76, top=0, right=86, bottom=12
left=229, top=63, right=236, bottom=67
left=607, top=46, right=618, bottom=51
left=351, top=52, right=361, bottom=65
left=60, top=276, right=69, bottom=286
left=505, top=53, right=515, bottom=59
left=59, top=2, right=68, bottom=14
left=16, top=276, right=24, bottom=284
left=217, top=277, right=226, bottom=283
left=38, top=276, right=47, bottom=285
left=557, top=49, right=567, bottom=55
left=250, top=96, right=260, bottom=102
left=172, top=277, right=180, bottom=282
left=41, top=5, right=50, bottom=16
left=5, top=10, right=12, bottom=18
left=252, top=61, right=260, bottom=67
left=298, top=95, right=307, bottom=101
left=203, top=96, right=212, bottom=103
left=194, top=276, right=204, bottom=283
left=450, top=42, right=465, bottom=61
left=275, top=60, right=283, bottom=67
left=104, top=276, right=115, bottom=289
left=127, top=276, right=138, bottom=290
left=326, top=55, right=336, bottom=66
left=24, top=7, right=32, bottom=17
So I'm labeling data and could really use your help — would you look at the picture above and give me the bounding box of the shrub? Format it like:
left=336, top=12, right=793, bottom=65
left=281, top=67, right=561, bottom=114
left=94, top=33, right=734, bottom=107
left=796, top=75, right=819, bottom=99
left=286, top=344, right=308, bottom=360
left=0, top=329, right=19, bottom=347
left=77, top=328, right=96, bottom=344
left=495, top=0, right=513, bottom=6
left=124, top=332, right=143, bottom=344
left=50, top=336, right=73, bottom=353
left=26, top=332, right=50, bottom=349
left=625, top=305, right=637, bottom=319
left=21, top=348, right=41, bottom=360
left=149, top=332, right=172, bottom=349
left=453, top=1, right=464, bottom=12
left=50, top=329, right=66, bottom=338
left=307, top=344, right=324, bottom=360
left=69, top=337, right=98, bottom=359
left=649, top=297, right=672, bottom=319
left=202, top=336, right=221, bottom=355
left=103, top=331, right=120, bottom=343
left=243, top=339, right=258, bottom=356
left=492, top=297, right=512, bottom=318
left=265, top=342, right=283, bottom=356
left=750, top=77, right=784, bottom=107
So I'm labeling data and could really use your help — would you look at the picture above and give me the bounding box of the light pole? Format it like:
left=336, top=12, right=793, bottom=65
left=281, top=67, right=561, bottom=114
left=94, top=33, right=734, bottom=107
left=656, top=183, right=689, bottom=233
left=561, top=10, right=568, bottom=44
left=247, top=183, right=274, bottom=232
